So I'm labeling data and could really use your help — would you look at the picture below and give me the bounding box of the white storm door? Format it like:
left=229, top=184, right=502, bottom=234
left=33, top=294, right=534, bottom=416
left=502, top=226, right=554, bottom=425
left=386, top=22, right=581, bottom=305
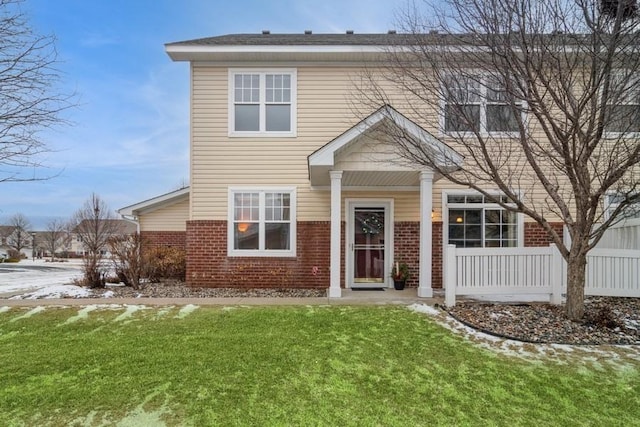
left=347, top=201, right=392, bottom=288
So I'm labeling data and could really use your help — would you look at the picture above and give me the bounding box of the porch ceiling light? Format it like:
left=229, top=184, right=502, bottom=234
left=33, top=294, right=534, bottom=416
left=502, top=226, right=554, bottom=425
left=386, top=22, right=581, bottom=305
left=456, top=217, right=463, bottom=223
left=237, top=223, right=250, bottom=233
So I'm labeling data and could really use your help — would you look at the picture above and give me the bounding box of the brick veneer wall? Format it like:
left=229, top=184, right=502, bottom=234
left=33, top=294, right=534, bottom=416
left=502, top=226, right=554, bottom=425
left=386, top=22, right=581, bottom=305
left=524, top=222, right=564, bottom=246
left=432, top=222, right=443, bottom=288
left=141, top=231, right=186, bottom=250
left=186, top=220, right=333, bottom=289
left=154, top=220, right=564, bottom=291
left=394, top=222, right=420, bottom=288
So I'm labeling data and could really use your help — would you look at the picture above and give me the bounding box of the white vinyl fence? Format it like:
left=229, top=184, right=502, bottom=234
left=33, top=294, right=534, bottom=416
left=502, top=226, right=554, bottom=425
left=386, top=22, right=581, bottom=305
left=444, top=244, right=640, bottom=307
left=596, top=218, right=640, bottom=250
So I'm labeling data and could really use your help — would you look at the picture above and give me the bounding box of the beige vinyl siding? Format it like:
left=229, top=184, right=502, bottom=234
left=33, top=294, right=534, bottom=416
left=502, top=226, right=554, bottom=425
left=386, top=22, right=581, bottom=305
left=190, top=64, right=558, bottom=224
left=139, top=198, right=189, bottom=232
left=191, top=65, right=363, bottom=221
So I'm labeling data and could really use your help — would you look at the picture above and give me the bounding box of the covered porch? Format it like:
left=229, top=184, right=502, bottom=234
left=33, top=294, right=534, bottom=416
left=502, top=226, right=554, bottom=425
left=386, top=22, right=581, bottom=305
left=307, top=105, right=462, bottom=298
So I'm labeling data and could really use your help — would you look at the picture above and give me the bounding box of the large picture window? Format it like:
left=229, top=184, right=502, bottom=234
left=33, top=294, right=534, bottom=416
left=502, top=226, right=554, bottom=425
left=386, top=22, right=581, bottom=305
left=229, top=69, right=296, bottom=136
left=443, top=74, right=522, bottom=134
left=228, top=188, right=296, bottom=256
left=446, top=193, right=519, bottom=248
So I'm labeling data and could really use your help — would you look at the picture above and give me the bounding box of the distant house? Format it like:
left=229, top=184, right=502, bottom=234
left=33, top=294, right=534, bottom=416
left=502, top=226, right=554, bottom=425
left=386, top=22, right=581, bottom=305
left=0, top=225, right=34, bottom=259
left=119, top=32, right=568, bottom=297
left=71, top=220, right=137, bottom=256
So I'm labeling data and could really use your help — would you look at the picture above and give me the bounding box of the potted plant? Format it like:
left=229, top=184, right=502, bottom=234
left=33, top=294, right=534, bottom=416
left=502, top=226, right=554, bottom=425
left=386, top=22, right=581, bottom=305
left=391, top=261, right=410, bottom=290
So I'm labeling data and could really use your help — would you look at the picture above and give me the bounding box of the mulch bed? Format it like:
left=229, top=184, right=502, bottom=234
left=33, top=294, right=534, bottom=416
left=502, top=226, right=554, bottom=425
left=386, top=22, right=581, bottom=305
left=103, top=281, right=326, bottom=299
left=446, top=296, right=640, bottom=345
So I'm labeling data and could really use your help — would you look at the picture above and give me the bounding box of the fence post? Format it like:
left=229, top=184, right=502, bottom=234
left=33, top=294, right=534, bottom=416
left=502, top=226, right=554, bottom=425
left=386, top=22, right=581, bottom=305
left=444, top=244, right=457, bottom=307
left=550, top=244, right=562, bottom=305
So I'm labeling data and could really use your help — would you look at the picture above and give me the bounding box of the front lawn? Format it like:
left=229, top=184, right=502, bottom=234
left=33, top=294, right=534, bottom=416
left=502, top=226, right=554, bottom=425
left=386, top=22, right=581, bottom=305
left=0, top=304, right=638, bottom=426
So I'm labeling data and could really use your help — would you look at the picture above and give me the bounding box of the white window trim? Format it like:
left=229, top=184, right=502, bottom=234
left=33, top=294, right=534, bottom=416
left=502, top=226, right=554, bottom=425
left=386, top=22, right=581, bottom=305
left=439, top=72, right=525, bottom=138
left=228, top=68, right=297, bottom=138
left=442, top=190, right=524, bottom=247
left=227, top=186, right=297, bottom=257
left=603, top=191, right=640, bottom=222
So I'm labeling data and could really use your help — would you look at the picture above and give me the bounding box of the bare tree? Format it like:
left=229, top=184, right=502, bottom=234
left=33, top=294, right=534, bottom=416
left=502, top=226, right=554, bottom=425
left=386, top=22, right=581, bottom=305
left=42, top=218, right=65, bottom=261
left=5, top=213, right=31, bottom=256
left=358, top=0, right=640, bottom=320
left=0, top=0, right=73, bottom=183
left=109, top=233, right=145, bottom=289
left=72, top=194, right=120, bottom=288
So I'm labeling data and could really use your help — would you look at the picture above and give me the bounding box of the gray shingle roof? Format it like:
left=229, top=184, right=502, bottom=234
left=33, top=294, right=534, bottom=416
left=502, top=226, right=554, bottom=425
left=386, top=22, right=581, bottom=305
left=166, top=32, right=462, bottom=47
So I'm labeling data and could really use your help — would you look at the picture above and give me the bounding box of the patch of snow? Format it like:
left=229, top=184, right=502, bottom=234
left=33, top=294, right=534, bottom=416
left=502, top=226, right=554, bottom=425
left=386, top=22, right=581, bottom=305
left=407, top=303, right=441, bottom=316
left=176, top=304, right=199, bottom=319
left=114, top=305, right=148, bottom=322
left=155, top=307, right=174, bottom=319
left=0, top=306, right=10, bottom=313
left=9, top=285, right=91, bottom=300
left=0, top=259, right=84, bottom=293
left=62, top=305, right=99, bottom=325
left=10, top=306, right=46, bottom=322
left=102, top=290, right=116, bottom=298
left=625, top=319, right=639, bottom=330
left=105, top=282, right=126, bottom=288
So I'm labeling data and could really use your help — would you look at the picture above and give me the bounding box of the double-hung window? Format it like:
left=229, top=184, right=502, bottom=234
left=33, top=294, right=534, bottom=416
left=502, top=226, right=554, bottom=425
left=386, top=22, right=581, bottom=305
left=228, top=188, right=296, bottom=256
left=229, top=69, right=296, bottom=136
left=445, top=193, right=520, bottom=247
left=605, top=72, right=640, bottom=134
left=443, top=74, right=521, bottom=134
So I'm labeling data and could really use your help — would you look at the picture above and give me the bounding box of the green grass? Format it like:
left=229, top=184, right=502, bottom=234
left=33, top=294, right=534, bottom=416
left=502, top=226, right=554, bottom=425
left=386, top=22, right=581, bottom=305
left=0, top=304, right=638, bottom=426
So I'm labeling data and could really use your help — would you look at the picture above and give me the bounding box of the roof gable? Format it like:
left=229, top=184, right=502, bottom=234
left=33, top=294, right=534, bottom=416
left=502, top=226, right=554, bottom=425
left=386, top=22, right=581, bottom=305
left=307, top=105, right=462, bottom=187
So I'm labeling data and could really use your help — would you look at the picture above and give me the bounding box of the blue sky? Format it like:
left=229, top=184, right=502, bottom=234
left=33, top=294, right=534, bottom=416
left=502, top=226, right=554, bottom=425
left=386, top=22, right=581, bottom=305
left=2, top=0, right=408, bottom=229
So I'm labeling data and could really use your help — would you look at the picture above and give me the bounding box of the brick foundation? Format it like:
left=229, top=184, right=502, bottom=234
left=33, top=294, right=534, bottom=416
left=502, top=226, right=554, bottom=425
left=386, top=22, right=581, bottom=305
left=186, top=220, right=331, bottom=289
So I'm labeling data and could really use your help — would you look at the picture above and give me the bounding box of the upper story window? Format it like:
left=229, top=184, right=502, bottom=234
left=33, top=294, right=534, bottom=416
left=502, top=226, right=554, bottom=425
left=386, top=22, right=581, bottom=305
left=228, top=187, right=297, bottom=257
left=229, top=69, right=297, bottom=137
left=445, top=192, right=521, bottom=248
left=605, top=72, right=640, bottom=134
left=442, top=74, right=522, bottom=135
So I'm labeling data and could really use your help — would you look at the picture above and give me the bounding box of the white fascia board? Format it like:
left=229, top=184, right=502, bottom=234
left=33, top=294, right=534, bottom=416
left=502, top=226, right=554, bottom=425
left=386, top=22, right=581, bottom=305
left=383, top=107, right=464, bottom=166
left=165, top=44, right=400, bottom=61
left=117, top=188, right=190, bottom=216
left=166, top=44, right=390, bottom=55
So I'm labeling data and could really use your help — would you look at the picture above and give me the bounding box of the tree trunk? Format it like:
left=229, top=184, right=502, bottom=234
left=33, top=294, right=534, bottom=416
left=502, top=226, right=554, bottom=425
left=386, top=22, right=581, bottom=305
left=565, top=251, right=588, bottom=321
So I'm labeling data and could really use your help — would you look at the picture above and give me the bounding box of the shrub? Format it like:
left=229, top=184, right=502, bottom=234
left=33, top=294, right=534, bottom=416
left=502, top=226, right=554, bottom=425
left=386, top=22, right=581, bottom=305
left=109, top=233, right=145, bottom=289
left=144, top=246, right=186, bottom=282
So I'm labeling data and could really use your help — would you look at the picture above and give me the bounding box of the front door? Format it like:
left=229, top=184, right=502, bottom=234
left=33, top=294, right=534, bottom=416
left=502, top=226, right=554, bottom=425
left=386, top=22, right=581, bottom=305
left=348, top=201, right=392, bottom=288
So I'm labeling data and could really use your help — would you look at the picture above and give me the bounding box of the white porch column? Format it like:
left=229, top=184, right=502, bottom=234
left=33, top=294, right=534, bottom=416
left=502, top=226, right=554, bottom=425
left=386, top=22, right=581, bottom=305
left=418, top=171, right=434, bottom=298
left=329, top=170, right=343, bottom=298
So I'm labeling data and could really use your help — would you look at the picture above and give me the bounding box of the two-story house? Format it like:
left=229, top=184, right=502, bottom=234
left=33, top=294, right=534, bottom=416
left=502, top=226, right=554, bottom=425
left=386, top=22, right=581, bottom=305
left=118, top=32, right=562, bottom=297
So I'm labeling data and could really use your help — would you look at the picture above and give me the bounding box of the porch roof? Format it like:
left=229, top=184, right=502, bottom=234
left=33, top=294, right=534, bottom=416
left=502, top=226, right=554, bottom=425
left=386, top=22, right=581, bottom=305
left=307, top=105, right=462, bottom=187
left=118, top=187, right=189, bottom=217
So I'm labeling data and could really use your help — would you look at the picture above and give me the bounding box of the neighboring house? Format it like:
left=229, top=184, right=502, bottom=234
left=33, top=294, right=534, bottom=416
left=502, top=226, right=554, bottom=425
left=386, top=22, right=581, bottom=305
left=71, top=220, right=137, bottom=256
left=0, top=225, right=34, bottom=259
left=119, top=32, right=566, bottom=297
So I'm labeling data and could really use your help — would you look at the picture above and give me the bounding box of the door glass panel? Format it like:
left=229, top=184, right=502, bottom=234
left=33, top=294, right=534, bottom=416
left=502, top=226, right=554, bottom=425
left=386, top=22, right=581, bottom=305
left=353, top=208, right=385, bottom=283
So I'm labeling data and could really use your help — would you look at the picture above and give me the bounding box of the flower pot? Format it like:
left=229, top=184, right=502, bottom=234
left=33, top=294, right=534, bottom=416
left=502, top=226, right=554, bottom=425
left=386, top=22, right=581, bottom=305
left=393, top=280, right=406, bottom=290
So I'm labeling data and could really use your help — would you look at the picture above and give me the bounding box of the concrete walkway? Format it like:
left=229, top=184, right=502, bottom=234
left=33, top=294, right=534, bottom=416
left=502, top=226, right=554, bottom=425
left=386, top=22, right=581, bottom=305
left=0, top=289, right=444, bottom=307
